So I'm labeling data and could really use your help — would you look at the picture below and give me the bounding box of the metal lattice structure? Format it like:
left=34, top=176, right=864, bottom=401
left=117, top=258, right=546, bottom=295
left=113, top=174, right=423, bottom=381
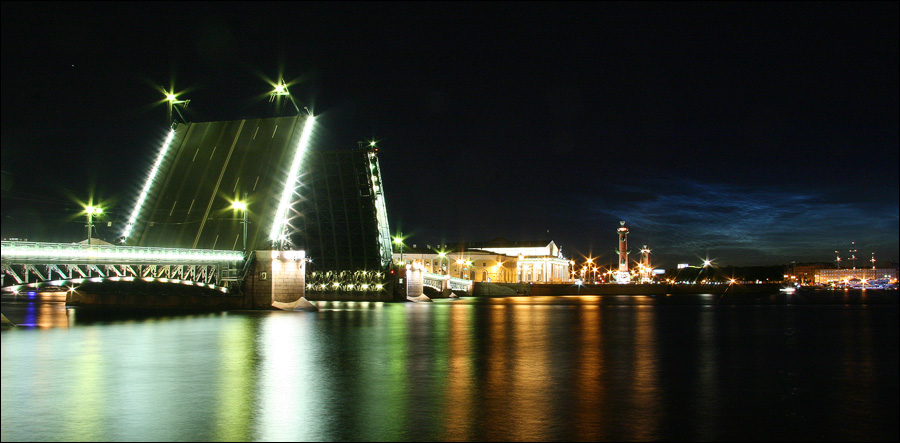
left=293, top=148, right=392, bottom=286
left=1, top=241, right=243, bottom=292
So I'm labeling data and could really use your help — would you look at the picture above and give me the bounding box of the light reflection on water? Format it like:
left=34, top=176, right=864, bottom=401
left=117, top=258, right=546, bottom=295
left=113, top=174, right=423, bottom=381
left=1, top=293, right=898, bottom=441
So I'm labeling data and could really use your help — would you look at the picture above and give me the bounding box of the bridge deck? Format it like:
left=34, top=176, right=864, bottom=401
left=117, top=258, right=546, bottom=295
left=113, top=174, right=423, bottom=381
left=129, top=116, right=304, bottom=251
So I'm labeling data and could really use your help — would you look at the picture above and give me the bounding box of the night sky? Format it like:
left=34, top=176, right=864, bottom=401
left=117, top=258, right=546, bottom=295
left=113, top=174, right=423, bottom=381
left=2, top=2, right=897, bottom=268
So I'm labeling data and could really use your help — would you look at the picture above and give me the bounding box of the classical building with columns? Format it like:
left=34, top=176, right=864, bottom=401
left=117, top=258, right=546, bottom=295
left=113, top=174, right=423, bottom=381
left=392, top=238, right=572, bottom=283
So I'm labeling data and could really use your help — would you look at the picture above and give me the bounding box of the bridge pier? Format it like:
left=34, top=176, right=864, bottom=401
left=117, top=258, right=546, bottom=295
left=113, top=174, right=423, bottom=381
left=404, top=263, right=432, bottom=302
left=441, top=277, right=453, bottom=297
left=243, top=250, right=317, bottom=311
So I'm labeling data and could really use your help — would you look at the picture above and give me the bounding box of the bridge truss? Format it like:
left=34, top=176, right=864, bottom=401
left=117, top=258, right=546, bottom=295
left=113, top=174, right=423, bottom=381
left=1, top=241, right=244, bottom=293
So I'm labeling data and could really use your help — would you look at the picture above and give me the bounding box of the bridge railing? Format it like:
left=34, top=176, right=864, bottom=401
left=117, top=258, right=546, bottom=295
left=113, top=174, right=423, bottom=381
left=1, top=241, right=244, bottom=264
left=422, top=271, right=473, bottom=292
left=1, top=241, right=245, bottom=292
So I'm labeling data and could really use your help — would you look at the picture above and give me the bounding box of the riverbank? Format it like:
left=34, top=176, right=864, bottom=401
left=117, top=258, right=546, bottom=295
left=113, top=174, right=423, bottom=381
left=473, top=281, right=899, bottom=297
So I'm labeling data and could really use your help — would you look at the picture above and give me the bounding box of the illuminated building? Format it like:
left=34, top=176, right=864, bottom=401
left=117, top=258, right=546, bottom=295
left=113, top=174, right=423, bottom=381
left=815, top=268, right=898, bottom=286
left=391, top=239, right=571, bottom=283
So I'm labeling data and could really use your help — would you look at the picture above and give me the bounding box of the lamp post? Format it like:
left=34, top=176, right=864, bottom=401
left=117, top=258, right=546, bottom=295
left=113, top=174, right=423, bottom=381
left=85, top=205, right=102, bottom=244
left=269, top=80, right=301, bottom=115
left=585, top=257, right=595, bottom=283
left=456, top=258, right=465, bottom=279
left=232, top=199, right=248, bottom=252
left=166, top=92, right=190, bottom=125
left=394, top=235, right=404, bottom=266
left=569, top=260, right=575, bottom=281
left=438, top=251, right=447, bottom=275
left=700, top=259, right=712, bottom=283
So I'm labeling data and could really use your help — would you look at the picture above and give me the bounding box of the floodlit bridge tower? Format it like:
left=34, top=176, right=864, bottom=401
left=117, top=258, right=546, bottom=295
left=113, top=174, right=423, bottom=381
left=639, top=245, right=652, bottom=283
left=615, top=221, right=631, bottom=283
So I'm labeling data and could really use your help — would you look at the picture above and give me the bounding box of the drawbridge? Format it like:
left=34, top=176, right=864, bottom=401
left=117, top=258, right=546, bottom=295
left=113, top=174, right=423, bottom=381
left=120, top=114, right=394, bottom=299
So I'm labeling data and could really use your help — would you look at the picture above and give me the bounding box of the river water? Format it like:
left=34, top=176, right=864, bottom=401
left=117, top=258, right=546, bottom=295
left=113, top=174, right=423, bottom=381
left=2, top=291, right=898, bottom=441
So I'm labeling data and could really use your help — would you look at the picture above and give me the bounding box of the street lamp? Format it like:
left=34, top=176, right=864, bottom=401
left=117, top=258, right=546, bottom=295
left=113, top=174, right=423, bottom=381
left=394, top=236, right=405, bottom=265
left=585, top=256, right=595, bottom=283
left=269, top=80, right=301, bottom=115
left=456, top=258, right=465, bottom=279
left=84, top=205, right=102, bottom=244
left=165, top=91, right=190, bottom=125
left=232, top=198, right=248, bottom=252
left=438, top=251, right=447, bottom=275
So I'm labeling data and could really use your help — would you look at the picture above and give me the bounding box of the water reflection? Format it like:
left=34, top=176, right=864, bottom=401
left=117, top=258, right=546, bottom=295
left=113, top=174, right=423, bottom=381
left=1, top=293, right=898, bottom=441
left=256, top=312, right=322, bottom=441
left=215, top=315, right=255, bottom=441
left=443, top=303, right=476, bottom=439
left=3, top=292, right=71, bottom=328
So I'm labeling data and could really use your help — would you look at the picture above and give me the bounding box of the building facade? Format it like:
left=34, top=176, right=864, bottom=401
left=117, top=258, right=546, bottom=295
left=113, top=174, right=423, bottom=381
left=815, top=268, right=898, bottom=285
left=391, top=239, right=572, bottom=283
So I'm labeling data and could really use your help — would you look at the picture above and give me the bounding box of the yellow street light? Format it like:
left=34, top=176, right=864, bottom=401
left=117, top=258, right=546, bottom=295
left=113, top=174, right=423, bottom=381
left=456, top=258, right=466, bottom=279
left=84, top=205, right=103, bottom=244
left=394, top=236, right=405, bottom=265
left=232, top=199, right=248, bottom=251
left=438, top=251, right=447, bottom=274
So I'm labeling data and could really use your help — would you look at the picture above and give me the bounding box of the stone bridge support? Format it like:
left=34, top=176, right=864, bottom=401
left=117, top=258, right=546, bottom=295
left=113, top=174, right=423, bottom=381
left=404, top=263, right=432, bottom=302
left=243, top=250, right=317, bottom=311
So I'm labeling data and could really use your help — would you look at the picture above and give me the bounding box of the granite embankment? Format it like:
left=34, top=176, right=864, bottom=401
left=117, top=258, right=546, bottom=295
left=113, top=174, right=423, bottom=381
left=473, top=282, right=785, bottom=296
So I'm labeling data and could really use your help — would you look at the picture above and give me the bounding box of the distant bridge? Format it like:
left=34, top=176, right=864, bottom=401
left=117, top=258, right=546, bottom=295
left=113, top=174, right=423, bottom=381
left=423, top=271, right=474, bottom=293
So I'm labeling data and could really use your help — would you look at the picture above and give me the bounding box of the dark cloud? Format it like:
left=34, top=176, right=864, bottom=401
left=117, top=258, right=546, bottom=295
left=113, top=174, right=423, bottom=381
left=589, top=179, right=898, bottom=265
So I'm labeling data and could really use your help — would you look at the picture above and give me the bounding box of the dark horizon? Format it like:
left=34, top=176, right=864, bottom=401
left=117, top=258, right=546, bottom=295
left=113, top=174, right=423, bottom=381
left=2, top=2, right=897, bottom=267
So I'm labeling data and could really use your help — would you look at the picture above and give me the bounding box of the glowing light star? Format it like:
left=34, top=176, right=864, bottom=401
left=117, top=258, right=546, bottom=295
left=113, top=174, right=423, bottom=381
left=269, top=114, right=316, bottom=243
left=122, top=128, right=176, bottom=241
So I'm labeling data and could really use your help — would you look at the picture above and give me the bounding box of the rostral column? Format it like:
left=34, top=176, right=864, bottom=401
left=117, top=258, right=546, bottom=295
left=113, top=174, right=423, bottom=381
left=616, top=221, right=631, bottom=283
